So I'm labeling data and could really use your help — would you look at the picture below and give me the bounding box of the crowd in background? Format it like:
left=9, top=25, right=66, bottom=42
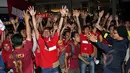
left=0, top=6, right=129, bottom=73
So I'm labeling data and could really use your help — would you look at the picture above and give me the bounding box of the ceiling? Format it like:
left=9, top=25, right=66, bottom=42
left=31, top=0, right=111, bottom=4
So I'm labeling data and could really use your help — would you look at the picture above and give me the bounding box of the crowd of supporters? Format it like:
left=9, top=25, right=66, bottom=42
left=0, top=6, right=129, bottom=73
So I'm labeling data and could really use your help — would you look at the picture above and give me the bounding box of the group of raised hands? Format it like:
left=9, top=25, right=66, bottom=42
left=20, top=6, right=119, bottom=43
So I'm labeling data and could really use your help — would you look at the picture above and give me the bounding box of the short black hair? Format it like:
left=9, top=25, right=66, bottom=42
left=11, top=34, right=23, bottom=47
left=63, top=29, right=71, bottom=36
left=83, top=25, right=91, bottom=31
left=44, top=27, right=52, bottom=31
left=71, top=31, right=79, bottom=39
left=114, top=25, right=128, bottom=38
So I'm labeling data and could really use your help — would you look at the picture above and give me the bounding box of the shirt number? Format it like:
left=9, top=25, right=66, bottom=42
left=13, top=60, right=22, bottom=72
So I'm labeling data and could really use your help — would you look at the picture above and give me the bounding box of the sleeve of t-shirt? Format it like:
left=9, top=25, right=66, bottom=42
left=38, top=35, right=46, bottom=52
left=95, top=41, right=112, bottom=52
left=52, top=32, right=59, bottom=45
left=80, top=33, right=83, bottom=37
left=24, top=40, right=33, bottom=51
left=7, top=55, right=13, bottom=69
left=80, top=33, right=84, bottom=41
left=101, top=30, right=114, bottom=45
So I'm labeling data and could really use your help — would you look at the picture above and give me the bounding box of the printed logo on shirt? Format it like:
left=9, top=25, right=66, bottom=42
left=9, top=54, right=24, bottom=59
left=49, top=46, right=56, bottom=51
left=82, top=40, right=88, bottom=44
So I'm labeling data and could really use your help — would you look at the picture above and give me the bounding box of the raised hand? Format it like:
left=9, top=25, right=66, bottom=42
left=60, top=6, right=68, bottom=17
left=10, top=17, right=15, bottom=24
left=73, top=10, right=80, bottom=17
left=28, top=6, right=36, bottom=16
left=53, top=15, right=59, bottom=22
left=36, top=15, right=43, bottom=23
left=67, top=12, right=72, bottom=17
left=23, top=10, right=30, bottom=21
left=115, top=15, right=118, bottom=21
left=105, top=13, right=110, bottom=19
left=108, top=15, right=113, bottom=21
left=95, top=24, right=103, bottom=31
left=99, top=10, right=104, bottom=18
left=87, top=34, right=97, bottom=42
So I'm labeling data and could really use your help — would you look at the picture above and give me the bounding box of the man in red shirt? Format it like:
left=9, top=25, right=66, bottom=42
left=7, top=10, right=33, bottom=73
left=64, top=31, right=80, bottom=73
left=29, top=6, right=67, bottom=73
left=58, top=25, right=73, bottom=73
left=75, top=10, right=96, bottom=73
left=2, top=37, right=12, bottom=72
left=79, top=25, right=96, bottom=73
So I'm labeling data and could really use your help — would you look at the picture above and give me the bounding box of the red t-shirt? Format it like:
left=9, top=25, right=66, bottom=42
left=57, top=38, right=72, bottom=56
left=8, top=40, right=33, bottom=73
left=34, top=48, right=41, bottom=67
left=2, top=38, right=12, bottom=63
left=38, top=32, right=59, bottom=68
left=65, top=43, right=80, bottom=69
left=63, top=38, right=72, bottom=47
left=91, top=31, right=101, bottom=41
left=80, top=33, right=94, bottom=55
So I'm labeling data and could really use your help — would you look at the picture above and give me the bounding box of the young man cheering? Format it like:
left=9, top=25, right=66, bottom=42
left=29, top=6, right=68, bottom=73
left=8, top=10, right=33, bottom=73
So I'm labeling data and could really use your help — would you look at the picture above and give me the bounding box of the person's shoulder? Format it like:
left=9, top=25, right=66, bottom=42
left=23, top=40, right=32, bottom=44
left=80, top=33, right=84, bottom=36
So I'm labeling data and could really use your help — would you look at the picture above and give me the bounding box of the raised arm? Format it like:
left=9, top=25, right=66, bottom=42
left=10, top=17, right=19, bottom=33
left=73, top=10, right=81, bottom=34
left=102, top=13, right=110, bottom=28
left=95, top=23, right=115, bottom=45
left=115, top=15, right=119, bottom=27
left=36, top=16, right=43, bottom=28
left=23, top=10, right=31, bottom=41
left=96, top=10, right=104, bottom=26
left=106, top=15, right=113, bottom=31
left=57, top=6, right=68, bottom=35
left=81, top=11, right=88, bottom=26
left=51, top=24, right=58, bottom=37
left=39, top=21, right=44, bottom=32
left=10, top=18, right=17, bottom=32
left=46, top=18, right=52, bottom=27
left=32, top=30, right=39, bottom=52
left=87, top=34, right=113, bottom=52
left=28, top=6, right=39, bottom=40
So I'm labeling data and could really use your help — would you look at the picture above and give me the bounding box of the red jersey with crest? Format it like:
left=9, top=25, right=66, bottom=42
left=80, top=33, right=94, bottom=55
left=38, top=32, right=59, bottom=68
